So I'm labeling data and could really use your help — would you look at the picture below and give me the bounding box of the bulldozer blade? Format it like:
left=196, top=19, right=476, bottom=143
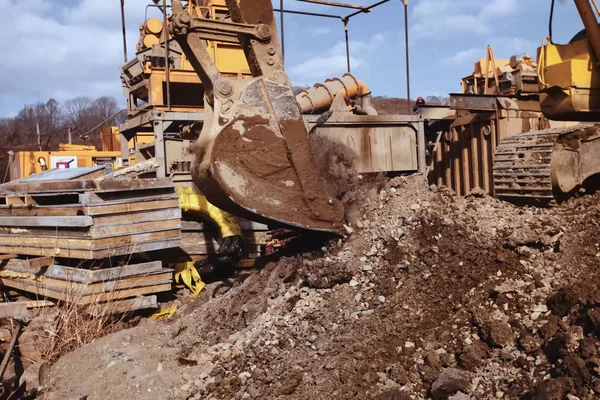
left=192, top=76, right=345, bottom=233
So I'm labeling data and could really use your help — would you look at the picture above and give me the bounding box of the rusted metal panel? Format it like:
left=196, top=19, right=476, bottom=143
left=428, top=97, right=557, bottom=196
left=316, top=126, right=417, bottom=173
left=307, top=114, right=423, bottom=174
left=416, top=104, right=455, bottom=120
left=450, top=93, right=542, bottom=112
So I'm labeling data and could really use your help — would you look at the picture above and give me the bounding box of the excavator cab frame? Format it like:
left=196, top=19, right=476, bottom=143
left=538, top=0, right=600, bottom=120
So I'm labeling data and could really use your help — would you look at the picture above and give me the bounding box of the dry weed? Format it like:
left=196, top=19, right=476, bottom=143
left=42, top=293, right=127, bottom=362
left=35, top=260, right=148, bottom=362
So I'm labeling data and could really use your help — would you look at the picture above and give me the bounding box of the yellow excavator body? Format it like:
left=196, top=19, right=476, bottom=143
left=493, top=0, right=600, bottom=204
left=538, top=36, right=600, bottom=120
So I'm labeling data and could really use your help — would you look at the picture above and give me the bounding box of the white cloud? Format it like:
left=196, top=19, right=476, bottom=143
left=411, top=0, right=517, bottom=39
left=443, top=47, right=481, bottom=66
left=288, top=33, right=386, bottom=85
left=480, top=0, right=517, bottom=19
left=309, top=27, right=332, bottom=36
left=442, top=35, right=538, bottom=68
left=0, top=0, right=148, bottom=116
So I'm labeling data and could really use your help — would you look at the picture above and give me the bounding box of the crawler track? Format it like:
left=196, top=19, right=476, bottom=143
left=493, top=126, right=585, bottom=205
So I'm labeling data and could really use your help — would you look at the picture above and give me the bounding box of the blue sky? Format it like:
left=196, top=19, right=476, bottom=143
left=0, top=0, right=585, bottom=116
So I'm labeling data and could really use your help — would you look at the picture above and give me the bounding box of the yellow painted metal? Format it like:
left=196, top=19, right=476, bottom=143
left=537, top=34, right=600, bottom=120
left=461, top=45, right=510, bottom=95
left=295, top=73, right=371, bottom=114
left=145, top=17, right=163, bottom=34
left=143, top=35, right=160, bottom=48
left=172, top=261, right=205, bottom=296
left=10, top=148, right=121, bottom=181
left=135, top=0, right=251, bottom=110
left=150, top=303, right=178, bottom=320
left=177, top=186, right=242, bottom=238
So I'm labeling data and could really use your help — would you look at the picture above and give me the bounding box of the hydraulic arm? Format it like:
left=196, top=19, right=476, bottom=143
left=169, top=0, right=344, bottom=232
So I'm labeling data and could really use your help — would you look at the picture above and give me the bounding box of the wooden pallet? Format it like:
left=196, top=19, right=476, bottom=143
left=0, top=172, right=182, bottom=259
left=0, top=258, right=172, bottom=305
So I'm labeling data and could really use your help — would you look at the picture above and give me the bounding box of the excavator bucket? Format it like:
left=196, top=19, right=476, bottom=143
left=169, top=0, right=344, bottom=232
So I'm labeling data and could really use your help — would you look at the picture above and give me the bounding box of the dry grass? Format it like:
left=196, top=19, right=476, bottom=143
left=42, top=294, right=127, bottom=362
left=12, top=255, right=159, bottom=362
left=35, top=259, right=143, bottom=362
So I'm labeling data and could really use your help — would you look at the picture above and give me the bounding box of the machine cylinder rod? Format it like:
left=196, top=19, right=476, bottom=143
left=574, top=0, right=600, bottom=63
left=120, top=0, right=128, bottom=63
left=403, top=0, right=410, bottom=114
left=163, top=0, right=171, bottom=110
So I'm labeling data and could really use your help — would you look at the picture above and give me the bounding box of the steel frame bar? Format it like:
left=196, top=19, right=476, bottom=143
left=276, top=0, right=390, bottom=73
left=296, top=0, right=369, bottom=10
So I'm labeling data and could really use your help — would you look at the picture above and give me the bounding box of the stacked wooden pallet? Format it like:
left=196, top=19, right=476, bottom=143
left=0, top=167, right=179, bottom=309
left=0, top=256, right=168, bottom=307
left=0, top=167, right=182, bottom=259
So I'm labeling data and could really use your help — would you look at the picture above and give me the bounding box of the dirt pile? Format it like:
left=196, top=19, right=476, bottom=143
left=42, top=176, right=600, bottom=400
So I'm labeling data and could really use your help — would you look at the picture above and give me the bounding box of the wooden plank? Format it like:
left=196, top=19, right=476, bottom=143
left=6, top=197, right=25, bottom=206
left=92, top=208, right=181, bottom=227
left=0, top=226, right=90, bottom=238
left=0, top=216, right=93, bottom=228
left=0, top=190, right=177, bottom=208
left=0, top=277, right=172, bottom=305
left=0, top=300, right=54, bottom=309
left=79, top=188, right=177, bottom=205
left=0, top=237, right=181, bottom=259
left=95, top=178, right=174, bottom=192
left=0, top=254, right=17, bottom=261
left=90, top=239, right=181, bottom=259
left=2, top=192, right=81, bottom=207
left=6, top=256, right=54, bottom=271
left=0, top=270, right=172, bottom=293
left=90, top=218, right=181, bottom=239
left=0, top=199, right=179, bottom=218
left=0, top=205, right=87, bottom=217
left=0, top=180, right=96, bottom=194
left=0, top=229, right=181, bottom=249
left=87, top=198, right=180, bottom=216
left=0, top=303, right=30, bottom=320
left=87, top=295, right=158, bottom=317
left=0, top=242, right=177, bottom=260
left=2, top=260, right=164, bottom=283
left=0, top=177, right=174, bottom=195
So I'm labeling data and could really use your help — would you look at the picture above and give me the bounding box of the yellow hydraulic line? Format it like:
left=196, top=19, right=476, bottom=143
left=537, top=37, right=551, bottom=88
left=177, top=186, right=242, bottom=238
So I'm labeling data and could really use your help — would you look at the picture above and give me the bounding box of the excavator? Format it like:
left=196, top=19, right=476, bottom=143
left=166, top=0, right=345, bottom=234
left=493, top=0, right=600, bottom=204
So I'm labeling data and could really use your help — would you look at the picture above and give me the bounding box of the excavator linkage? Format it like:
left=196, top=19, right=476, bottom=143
left=169, top=0, right=344, bottom=232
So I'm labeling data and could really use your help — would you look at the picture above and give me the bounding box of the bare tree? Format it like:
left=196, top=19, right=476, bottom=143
left=0, top=95, right=123, bottom=152
left=425, top=96, right=450, bottom=105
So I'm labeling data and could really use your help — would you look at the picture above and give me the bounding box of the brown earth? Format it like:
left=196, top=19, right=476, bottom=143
left=40, top=175, right=600, bottom=400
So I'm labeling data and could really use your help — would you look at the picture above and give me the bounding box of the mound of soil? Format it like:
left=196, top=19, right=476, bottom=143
left=42, top=176, right=600, bottom=400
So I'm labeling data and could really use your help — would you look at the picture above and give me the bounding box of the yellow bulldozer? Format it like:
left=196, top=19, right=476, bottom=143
left=493, top=0, right=600, bottom=204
